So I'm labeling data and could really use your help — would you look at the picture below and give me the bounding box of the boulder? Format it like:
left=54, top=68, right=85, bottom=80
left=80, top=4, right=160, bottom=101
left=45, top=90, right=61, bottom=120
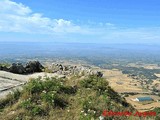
left=96, top=71, right=103, bottom=77
left=9, top=63, right=25, bottom=74
left=58, top=64, right=63, bottom=70
left=25, top=61, right=44, bottom=73
left=0, top=65, right=9, bottom=71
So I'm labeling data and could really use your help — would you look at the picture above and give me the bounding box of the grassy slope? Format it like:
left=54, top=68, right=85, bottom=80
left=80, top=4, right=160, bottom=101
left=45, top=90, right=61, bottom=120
left=0, top=75, right=158, bottom=120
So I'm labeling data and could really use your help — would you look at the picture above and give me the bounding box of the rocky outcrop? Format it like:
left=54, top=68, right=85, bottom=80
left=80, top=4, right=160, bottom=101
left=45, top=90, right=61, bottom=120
left=48, top=63, right=103, bottom=77
left=25, top=61, right=44, bottom=73
left=9, top=63, right=25, bottom=74
left=154, top=83, right=160, bottom=92
left=0, top=61, right=102, bottom=77
left=0, top=66, right=9, bottom=71
left=96, top=71, right=103, bottom=77
left=0, top=61, right=44, bottom=74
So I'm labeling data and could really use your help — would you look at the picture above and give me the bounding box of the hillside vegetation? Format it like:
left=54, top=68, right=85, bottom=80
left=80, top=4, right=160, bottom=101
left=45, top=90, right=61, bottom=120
left=0, top=75, right=158, bottom=120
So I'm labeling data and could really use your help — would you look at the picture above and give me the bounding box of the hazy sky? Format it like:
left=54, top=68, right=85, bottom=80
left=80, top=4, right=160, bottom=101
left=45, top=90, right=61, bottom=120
left=0, top=0, right=160, bottom=43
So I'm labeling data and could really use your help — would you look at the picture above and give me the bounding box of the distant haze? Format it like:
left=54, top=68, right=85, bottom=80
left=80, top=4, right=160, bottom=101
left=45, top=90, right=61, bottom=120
left=0, top=42, right=160, bottom=64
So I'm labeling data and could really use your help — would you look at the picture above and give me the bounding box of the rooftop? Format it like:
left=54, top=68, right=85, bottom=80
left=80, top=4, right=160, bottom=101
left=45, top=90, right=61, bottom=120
left=137, top=97, right=153, bottom=101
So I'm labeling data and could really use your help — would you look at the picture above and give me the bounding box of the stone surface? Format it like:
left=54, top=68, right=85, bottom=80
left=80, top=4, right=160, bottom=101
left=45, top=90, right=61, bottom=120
left=49, top=63, right=103, bottom=77
left=0, top=61, right=44, bottom=74
left=25, top=61, right=44, bottom=73
left=9, top=63, right=26, bottom=74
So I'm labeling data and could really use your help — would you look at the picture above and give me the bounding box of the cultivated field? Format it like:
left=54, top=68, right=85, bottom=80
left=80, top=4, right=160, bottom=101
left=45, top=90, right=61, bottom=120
left=102, top=68, right=160, bottom=112
left=102, top=69, right=144, bottom=93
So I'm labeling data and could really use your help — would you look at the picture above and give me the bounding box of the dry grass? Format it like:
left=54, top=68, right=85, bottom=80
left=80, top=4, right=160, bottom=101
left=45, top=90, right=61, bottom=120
left=125, top=94, right=160, bottom=112
left=102, top=69, right=143, bottom=93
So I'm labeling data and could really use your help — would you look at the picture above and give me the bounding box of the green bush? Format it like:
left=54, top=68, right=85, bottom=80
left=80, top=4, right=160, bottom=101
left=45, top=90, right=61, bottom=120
left=20, top=98, right=32, bottom=109
left=25, top=78, right=44, bottom=94
left=31, top=106, right=44, bottom=116
left=18, top=76, right=70, bottom=114
left=41, top=91, right=56, bottom=105
left=80, top=75, right=108, bottom=95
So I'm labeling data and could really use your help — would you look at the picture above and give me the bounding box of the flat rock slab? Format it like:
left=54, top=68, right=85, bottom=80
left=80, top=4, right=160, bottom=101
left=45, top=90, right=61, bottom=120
left=0, top=77, right=21, bottom=91
left=0, top=71, right=63, bottom=99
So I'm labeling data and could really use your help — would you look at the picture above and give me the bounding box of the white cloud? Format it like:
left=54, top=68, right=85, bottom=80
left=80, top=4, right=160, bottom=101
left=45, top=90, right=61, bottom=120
left=53, top=19, right=82, bottom=33
left=0, top=0, right=87, bottom=34
left=0, top=0, right=32, bottom=15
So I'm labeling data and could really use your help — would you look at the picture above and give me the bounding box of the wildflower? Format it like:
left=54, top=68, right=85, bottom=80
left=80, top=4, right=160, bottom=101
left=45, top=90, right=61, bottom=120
left=99, top=116, right=104, bottom=120
left=84, top=113, right=87, bottom=116
left=88, top=109, right=90, bottom=112
left=67, top=110, right=70, bottom=112
left=93, top=111, right=96, bottom=114
left=53, top=91, right=57, bottom=93
left=42, top=90, right=46, bottom=93
left=81, top=110, right=84, bottom=113
left=89, top=101, right=91, bottom=104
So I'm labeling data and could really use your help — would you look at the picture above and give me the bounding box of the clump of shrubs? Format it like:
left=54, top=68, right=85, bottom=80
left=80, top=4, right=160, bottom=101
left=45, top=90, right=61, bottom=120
left=0, top=75, right=137, bottom=120
left=19, top=76, right=75, bottom=115
left=80, top=75, right=108, bottom=95
left=0, top=76, right=78, bottom=118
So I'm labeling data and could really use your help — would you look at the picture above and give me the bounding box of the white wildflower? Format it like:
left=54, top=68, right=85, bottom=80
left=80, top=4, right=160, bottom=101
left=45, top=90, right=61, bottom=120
left=99, top=116, right=104, bottom=120
left=81, top=110, right=84, bottom=113
left=60, top=82, right=63, bottom=85
left=84, top=113, right=87, bottom=116
left=42, top=90, right=46, bottom=93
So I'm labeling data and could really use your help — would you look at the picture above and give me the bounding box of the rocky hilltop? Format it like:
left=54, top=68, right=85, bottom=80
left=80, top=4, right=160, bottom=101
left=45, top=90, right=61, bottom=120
left=0, top=61, right=103, bottom=100
left=0, top=61, right=103, bottom=77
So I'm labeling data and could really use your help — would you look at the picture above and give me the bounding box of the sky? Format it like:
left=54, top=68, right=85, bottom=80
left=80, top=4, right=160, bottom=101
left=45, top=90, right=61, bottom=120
left=0, top=0, right=160, bottom=43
